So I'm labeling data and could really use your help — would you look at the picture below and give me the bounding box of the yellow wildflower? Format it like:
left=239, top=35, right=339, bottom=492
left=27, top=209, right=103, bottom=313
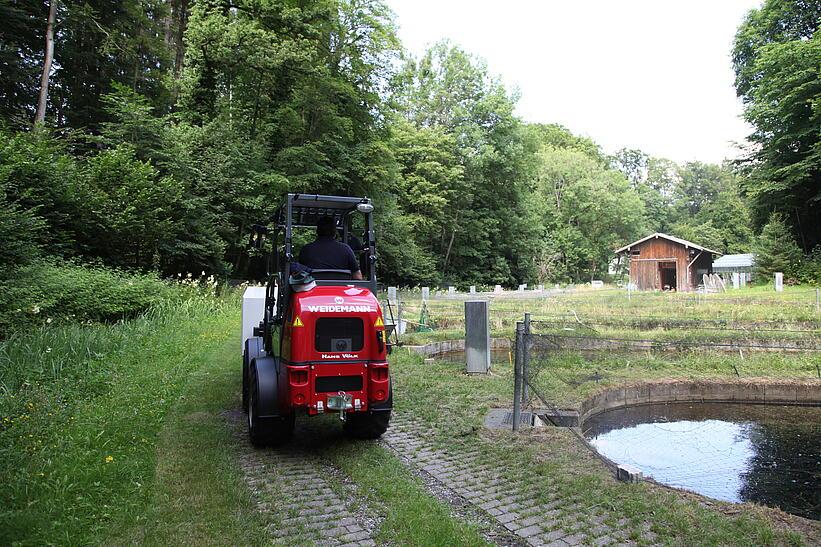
left=105, top=455, right=114, bottom=463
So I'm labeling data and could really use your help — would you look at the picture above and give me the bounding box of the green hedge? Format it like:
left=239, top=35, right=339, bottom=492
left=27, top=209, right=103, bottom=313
left=0, top=261, right=172, bottom=336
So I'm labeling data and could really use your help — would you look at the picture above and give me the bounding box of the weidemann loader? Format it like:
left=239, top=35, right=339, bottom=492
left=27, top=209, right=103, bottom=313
left=241, top=194, right=393, bottom=446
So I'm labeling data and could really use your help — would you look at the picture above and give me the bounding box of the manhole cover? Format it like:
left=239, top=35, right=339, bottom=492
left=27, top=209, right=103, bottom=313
left=502, top=411, right=537, bottom=426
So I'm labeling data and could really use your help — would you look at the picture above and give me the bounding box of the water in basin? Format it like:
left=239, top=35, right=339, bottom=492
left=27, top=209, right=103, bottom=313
left=583, top=402, right=820, bottom=520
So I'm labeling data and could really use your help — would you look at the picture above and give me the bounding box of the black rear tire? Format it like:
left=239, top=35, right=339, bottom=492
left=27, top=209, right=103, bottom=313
left=242, top=337, right=264, bottom=413
left=247, top=369, right=294, bottom=447
left=241, top=357, right=249, bottom=412
left=343, top=410, right=391, bottom=439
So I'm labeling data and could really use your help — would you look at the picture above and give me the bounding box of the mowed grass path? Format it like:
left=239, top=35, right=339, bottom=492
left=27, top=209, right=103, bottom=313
left=1, top=298, right=486, bottom=546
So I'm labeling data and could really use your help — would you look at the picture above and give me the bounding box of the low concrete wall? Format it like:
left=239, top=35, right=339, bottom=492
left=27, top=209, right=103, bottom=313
left=544, top=336, right=819, bottom=352
left=579, top=378, right=821, bottom=426
left=405, top=337, right=511, bottom=357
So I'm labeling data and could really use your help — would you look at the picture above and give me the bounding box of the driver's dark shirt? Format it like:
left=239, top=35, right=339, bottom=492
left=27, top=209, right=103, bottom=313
left=299, top=236, right=360, bottom=273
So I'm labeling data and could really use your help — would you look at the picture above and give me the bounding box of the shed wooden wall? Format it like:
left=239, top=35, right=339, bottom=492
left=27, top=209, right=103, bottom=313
left=626, top=238, right=713, bottom=291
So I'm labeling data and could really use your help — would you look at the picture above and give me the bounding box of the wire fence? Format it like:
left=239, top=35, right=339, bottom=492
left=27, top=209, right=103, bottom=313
left=389, top=287, right=821, bottom=334
left=511, top=312, right=821, bottom=431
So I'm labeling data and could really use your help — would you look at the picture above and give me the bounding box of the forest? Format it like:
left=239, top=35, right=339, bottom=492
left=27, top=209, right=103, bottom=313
left=1, top=0, right=818, bottom=323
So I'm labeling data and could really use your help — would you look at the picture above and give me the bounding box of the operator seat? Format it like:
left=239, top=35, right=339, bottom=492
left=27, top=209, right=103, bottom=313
left=310, top=269, right=353, bottom=280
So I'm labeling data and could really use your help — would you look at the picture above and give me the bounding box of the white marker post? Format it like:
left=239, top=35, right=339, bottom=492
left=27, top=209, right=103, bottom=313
left=775, top=272, right=783, bottom=292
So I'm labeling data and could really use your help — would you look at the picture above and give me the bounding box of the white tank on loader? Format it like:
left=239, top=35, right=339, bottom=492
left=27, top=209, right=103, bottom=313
left=241, top=286, right=267, bottom=354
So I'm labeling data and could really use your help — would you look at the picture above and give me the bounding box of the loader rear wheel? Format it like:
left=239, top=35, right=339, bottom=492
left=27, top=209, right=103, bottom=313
left=241, top=362, right=249, bottom=412
left=343, top=410, right=391, bottom=439
left=247, top=369, right=294, bottom=447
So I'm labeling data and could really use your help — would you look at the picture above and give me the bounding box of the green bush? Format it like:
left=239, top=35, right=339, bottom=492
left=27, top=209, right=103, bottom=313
left=796, top=245, right=821, bottom=284
left=0, top=260, right=173, bottom=336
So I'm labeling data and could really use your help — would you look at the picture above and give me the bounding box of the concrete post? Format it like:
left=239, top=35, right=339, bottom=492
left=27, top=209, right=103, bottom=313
left=494, top=285, right=503, bottom=294
left=448, top=286, right=456, bottom=295
left=421, top=286, right=429, bottom=302
left=732, top=272, right=739, bottom=289
left=469, top=285, right=476, bottom=294
left=775, top=272, right=783, bottom=292
left=465, top=300, right=491, bottom=374
left=512, top=321, right=524, bottom=431
left=388, top=286, right=397, bottom=304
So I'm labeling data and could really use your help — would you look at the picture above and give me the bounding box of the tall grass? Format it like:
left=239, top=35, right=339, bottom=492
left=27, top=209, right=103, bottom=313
left=0, top=288, right=237, bottom=545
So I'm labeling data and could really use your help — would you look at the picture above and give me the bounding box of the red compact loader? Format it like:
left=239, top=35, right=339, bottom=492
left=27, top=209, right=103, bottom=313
left=241, top=194, right=392, bottom=446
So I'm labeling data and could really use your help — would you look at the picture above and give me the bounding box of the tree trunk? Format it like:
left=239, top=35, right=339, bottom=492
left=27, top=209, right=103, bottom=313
left=441, top=210, right=459, bottom=277
left=173, top=0, right=189, bottom=77
left=35, top=0, right=58, bottom=126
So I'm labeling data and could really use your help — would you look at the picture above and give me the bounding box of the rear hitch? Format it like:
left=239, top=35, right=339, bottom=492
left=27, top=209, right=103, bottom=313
left=326, top=391, right=353, bottom=422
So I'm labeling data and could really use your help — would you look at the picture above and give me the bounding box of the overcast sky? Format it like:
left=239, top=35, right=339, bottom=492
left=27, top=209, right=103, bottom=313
left=386, top=0, right=761, bottom=165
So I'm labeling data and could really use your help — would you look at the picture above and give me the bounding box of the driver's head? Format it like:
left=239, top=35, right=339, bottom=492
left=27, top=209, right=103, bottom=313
left=316, top=216, right=336, bottom=238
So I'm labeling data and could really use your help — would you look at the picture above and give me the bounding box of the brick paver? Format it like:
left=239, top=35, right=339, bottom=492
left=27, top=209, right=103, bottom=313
left=230, top=412, right=378, bottom=546
left=383, top=414, right=652, bottom=546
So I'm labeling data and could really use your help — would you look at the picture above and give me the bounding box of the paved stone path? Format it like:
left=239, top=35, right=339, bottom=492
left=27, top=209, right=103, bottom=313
left=229, top=411, right=379, bottom=546
left=383, top=414, right=658, bottom=547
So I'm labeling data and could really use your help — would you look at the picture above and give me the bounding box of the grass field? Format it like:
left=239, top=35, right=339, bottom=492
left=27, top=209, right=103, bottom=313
left=1, top=285, right=816, bottom=545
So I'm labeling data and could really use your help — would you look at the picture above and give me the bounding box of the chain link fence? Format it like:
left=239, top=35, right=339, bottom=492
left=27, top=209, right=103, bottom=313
left=511, top=312, right=821, bottom=431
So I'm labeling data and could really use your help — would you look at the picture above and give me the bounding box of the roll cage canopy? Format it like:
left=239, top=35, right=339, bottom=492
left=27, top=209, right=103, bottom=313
left=270, top=194, right=377, bottom=294
left=273, top=194, right=373, bottom=229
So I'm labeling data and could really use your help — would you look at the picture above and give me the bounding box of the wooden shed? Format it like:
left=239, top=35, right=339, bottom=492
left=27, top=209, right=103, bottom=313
left=615, top=233, right=720, bottom=292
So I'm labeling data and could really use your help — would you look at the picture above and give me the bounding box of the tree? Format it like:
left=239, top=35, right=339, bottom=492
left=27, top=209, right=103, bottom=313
left=34, top=0, right=56, bottom=125
left=732, top=0, right=821, bottom=251
left=532, top=145, right=645, bottom=281
left=391, top=41, right=534, bottom=285
left=611, top=148, right=649, bottom=187
left=0, top=0, right=45, bottom=125
left=754, top=213, right=803, bottom=279
left=0, top=128, right=87, bottom=255
left=54, top=0, right=174, bottom=130
left=675, top=162, right=732, bottom=218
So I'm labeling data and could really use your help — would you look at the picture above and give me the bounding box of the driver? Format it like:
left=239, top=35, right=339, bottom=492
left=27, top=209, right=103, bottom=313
left=299, top=216, right=363, bottom=280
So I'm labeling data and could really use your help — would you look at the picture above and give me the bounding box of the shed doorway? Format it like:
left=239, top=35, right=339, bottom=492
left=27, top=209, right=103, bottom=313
left=659, top=261, right=677, bottom=291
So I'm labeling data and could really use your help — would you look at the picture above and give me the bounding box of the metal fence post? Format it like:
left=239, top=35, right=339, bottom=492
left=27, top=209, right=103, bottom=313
left=522, top=312, right=531, bottom=408
left=512, top=321, right=524, bottom=431
left=816, top=288, right=819, bottom=313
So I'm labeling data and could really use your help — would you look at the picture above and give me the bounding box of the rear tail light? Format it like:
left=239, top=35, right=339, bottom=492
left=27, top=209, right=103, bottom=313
left=288, top=366, right=310, bottom=407
left=368, top=363, right=389, bottom=403
left=290, top=369, right=308, bottom=385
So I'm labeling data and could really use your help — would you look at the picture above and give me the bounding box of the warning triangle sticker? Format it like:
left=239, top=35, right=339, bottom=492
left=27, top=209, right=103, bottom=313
left=292, top=316, right=304, bottom=327
left=374, top=316, right=384, bottom=327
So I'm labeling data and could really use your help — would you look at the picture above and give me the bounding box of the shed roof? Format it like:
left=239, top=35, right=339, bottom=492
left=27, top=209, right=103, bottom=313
left=712, top=253, right=755, bottom=269
left=614, top=233, right=721, bottom=255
